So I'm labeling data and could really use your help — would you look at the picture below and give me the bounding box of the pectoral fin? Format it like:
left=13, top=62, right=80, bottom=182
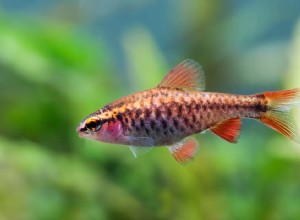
left=168, top=137, right=199, bottom=164
left=127, top=136, right=155, bottom=158
left=127, top=136, right=154, bottom=147
left=129, top=146, right=153, bottom=158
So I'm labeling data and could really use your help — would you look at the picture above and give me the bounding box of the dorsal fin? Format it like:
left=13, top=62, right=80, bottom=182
left=168, top=137, right=199, bottom=164
left=158, top=59, right=205, bottom=91
left=210, top=118, right=241, bottom=143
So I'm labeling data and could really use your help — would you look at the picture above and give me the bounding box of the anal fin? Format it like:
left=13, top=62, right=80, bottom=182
left=168, top=137, right=199, bottom=164
left=210, top=118, right=241, bottom=143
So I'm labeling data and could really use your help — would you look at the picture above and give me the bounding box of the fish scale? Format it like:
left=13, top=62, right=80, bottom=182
left=77, top=59, right=300, bottom=164
left=99, top=88, right=265, bottom=146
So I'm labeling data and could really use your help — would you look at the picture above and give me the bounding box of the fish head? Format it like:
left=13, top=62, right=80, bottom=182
left=76, top=115, right=124, bottom=144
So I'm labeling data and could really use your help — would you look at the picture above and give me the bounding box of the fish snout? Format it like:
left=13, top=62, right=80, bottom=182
left=76, top=123, right=87, bottom=134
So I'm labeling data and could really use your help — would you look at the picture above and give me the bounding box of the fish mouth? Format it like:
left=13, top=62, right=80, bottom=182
left=76, top=124, right=88, bottom=136
left=77, top=130, right=89, bottom=138
left=79, top=133, right=85, bottom=138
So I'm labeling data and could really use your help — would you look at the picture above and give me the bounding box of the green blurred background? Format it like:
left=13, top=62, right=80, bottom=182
left=1, top=0, right=300, bottom=219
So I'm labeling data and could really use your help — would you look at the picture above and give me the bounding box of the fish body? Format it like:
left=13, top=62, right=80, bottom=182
left=77, top=60, right=300, bottom=164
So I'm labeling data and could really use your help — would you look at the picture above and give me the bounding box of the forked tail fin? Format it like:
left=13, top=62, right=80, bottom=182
left=259, top=88, right=300, bottom=143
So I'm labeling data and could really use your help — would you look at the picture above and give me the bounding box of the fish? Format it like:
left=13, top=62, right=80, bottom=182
left=77, top=59, right=300, bottom=164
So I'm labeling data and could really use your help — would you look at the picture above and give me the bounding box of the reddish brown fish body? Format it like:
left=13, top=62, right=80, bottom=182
left=86, top=88, right=266, bottom=146
left=77, top=59, right=300, bottom=164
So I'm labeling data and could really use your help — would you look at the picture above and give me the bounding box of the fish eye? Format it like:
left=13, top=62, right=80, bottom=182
left=85, top=118, right=101, bottom=131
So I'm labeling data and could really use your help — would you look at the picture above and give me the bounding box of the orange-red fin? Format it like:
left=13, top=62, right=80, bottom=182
left=263, top=89, right=300, bottom=111
left=168, top=137, right=199, bottom=164
left=210, top=118, right=241, bottom=143
left=259, top=89, right=300, bottom=143
left=260, top=111, right=300, bottom=143
left=158, top=59, right=205, bottom=91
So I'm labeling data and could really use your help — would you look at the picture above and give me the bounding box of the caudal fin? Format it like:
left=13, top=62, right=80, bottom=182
left=259, top=88, right=300, bottom=143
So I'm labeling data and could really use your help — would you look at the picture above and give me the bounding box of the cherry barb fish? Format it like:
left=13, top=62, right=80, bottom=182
left=77, top=60, right=300, bottom=164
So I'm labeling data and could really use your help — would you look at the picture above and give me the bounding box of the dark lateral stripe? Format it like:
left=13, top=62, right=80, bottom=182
left=161, top=119, right=168, bottom=129
left=192, top=114, right=196, bottom=123
left=186, top=104, right=192, bottom=113
left=135, top=109, right=142, bottom=118
left=116, top=113, right=123, bottom=121
left=255, top=94, right=267, bottom=112
left=184, top=117, right=189, bottom=126
left=167, top=107, right=172, bottom=117
left=125, top=109, right=132, bottom=117
left=208, top=102, right=214, bottom=110
left=150, top=120, right=156, bottom=129
left=173, top=119, right=179, bottom=129
left=178, top=105, right=183, bottom=115
left=116, top=113, right=126, bottom=127
left=145, top=128, right=150, bottom=135
left=131, top=119, right=135, bottom=127
left=140, top=118, right=145, bottom=127
left=145, top=108, right=152, bottom=119
left=251, top=102, right=267, bottom=112
left=155, top=108, right=161, bottom=119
